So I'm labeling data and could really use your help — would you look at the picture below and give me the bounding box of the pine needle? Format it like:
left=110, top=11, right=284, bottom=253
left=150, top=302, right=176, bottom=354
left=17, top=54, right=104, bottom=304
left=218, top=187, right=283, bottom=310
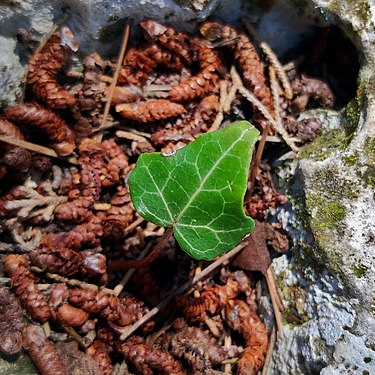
left=96, top=24, right=130, bottom=132
left=0, top=135, right=78, bottom=165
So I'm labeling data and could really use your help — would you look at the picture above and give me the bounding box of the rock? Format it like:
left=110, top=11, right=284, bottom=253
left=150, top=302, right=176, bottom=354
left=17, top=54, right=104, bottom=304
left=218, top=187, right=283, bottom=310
left=266, top=1, right=375, bottom=373
left=0, top=0, right=375, bottom=374
left=0, top=36, right=25, bottom=107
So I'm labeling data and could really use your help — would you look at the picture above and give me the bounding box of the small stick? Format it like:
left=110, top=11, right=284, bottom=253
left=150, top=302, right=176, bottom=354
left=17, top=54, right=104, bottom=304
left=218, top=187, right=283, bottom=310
left=124, top=216, right=145, bottom=235
left=100, top=75, right=114, bottom=83
left=108, top=226, right=173, bottom=271
left=0, top=135, right=78, bottom=165
left=229, top=67, right=278, bottom=129
left=224, top=335, right=233, bottom=374
left=43, top=321, right=51, bottom=338
left=116, top=130, right=150, bottom=143
left=209, top=80, right=228, bottom=132
left=236, top=75, right=299, bottom=152
left=211, top=36, right=240, bottom=48
left=265, top=266, right=284, bottom=313
left=204, top=316, right=220, bottom=338
left=119, top=241, right=247, bottom=341
left=268, top=67, right=299, bottom=152
left=93, top=203, right=112, bottom=211
left=261, top=325, right=276, bottom=375
left=45, top=273, right=99, bottom=291
left=247, top=122, right=271, bottom=199
left=61, top=325, right=88, bottom=350
left=0, top=245, right=30, bottom=254
left=223, top=74, right=241, bottom=113
left=96, top=24, right=130, bottom=131
left=222, top=358, right=238, bottom=365
left=117, top=126, right=151, bottom=138
left=265, top=266, right=284, bottom=339
left=193, top=265, right=202, bottom=297
left=260, top=42, right=293, bottom=99
left=143, top=84, right=171, bottom=92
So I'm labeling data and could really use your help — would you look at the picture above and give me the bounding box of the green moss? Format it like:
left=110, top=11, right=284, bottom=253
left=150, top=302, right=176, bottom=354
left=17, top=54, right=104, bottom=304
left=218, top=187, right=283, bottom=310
left=342, top=152, right=360, bottom=166
left=298, top=128, right=347, bottom=161
left=299, top=193, right=347, bottom=276
left=363, top=357, right=372, bottom=363
left=357, top=138, right=375, bottom=191
left=313, top=201, right=346, bottom=229
left=344, top=84, right=366, bottom=134
left=364, top=137, right=375, bottom=165
left=352, top=263, right=369, bottom=278
left=357, top=166, right=375, bottom=191
left=328, top=0, right=372, bottom=28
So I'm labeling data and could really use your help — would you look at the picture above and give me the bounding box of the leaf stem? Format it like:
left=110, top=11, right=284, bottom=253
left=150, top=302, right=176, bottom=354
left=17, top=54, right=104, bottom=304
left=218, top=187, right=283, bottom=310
left=107, top=226, right=174, bottom=272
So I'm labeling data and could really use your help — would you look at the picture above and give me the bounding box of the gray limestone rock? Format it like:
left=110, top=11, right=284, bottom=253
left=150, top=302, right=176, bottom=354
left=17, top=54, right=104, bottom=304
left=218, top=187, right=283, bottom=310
left=0, top=0, right=375, bottom=374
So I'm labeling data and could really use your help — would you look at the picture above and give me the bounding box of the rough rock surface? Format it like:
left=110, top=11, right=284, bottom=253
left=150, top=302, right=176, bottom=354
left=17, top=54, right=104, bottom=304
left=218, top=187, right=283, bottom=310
left=267, top=1, right=375, bottom=373
left=0, top=0, right=375, bottom=374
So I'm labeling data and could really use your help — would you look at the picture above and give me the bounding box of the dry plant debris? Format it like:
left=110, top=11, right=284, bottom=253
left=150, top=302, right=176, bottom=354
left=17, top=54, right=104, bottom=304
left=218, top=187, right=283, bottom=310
left=0, top=15, right=351, bottom=375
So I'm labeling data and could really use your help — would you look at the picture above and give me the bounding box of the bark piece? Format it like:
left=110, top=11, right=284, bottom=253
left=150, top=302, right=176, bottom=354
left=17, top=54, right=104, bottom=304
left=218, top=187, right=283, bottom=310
left=56, top=341, right=101, bottom=375
left=285, top=117, right=322, bottom=141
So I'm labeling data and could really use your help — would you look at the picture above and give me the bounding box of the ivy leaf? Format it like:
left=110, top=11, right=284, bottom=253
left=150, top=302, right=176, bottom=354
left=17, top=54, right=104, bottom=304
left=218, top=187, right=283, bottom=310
left=129, top=121, right=259, bottom=260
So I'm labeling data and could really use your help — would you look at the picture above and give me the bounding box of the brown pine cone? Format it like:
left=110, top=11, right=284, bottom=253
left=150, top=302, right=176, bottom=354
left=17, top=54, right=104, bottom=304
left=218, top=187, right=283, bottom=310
left=4, top=102, right=76, bottom=156
left=5, top=254, right=51, bottom=323
left=116, top=99, right=186, bottom=122
left=27, top=26, right=78, bottom=109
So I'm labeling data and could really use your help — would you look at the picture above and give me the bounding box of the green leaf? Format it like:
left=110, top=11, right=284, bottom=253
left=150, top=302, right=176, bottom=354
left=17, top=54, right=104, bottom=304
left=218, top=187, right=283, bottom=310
left=129, top=121, right=259, bottom=260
